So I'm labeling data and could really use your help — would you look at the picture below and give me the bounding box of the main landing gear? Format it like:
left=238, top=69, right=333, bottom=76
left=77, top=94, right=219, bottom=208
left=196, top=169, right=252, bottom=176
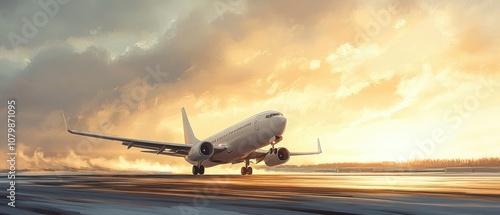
left=241, top=159, right=253, bottom=175
left=192, top=165, right=205, bottom=175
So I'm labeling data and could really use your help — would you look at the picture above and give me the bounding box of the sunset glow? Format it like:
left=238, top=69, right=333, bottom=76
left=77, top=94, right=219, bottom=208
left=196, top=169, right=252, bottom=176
left=1, top=0, right=499, bottom=173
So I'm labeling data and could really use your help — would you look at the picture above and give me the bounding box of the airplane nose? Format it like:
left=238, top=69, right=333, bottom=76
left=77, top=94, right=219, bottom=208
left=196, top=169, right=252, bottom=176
left=272, top=116, right=287, bottom=133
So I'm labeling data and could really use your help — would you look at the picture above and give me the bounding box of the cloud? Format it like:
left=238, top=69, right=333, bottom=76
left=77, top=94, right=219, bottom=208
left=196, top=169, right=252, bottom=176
left=0, top=0, right=499, bottom=172
left=0, top=0, right=196, bottom=50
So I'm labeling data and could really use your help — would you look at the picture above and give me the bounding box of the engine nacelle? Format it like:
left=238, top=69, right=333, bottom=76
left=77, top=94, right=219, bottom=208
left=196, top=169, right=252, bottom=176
left=187, top=141, right=214, bottom=162
left=264, top=147, right=290, bottom=167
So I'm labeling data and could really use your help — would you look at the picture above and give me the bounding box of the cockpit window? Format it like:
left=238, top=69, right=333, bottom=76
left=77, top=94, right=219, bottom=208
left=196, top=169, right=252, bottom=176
left=265, top=113, right=283, bottom=118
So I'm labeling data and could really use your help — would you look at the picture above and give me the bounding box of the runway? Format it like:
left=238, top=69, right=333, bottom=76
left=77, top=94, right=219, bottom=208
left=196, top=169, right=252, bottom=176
left=1, top=173, right=499, bottom=215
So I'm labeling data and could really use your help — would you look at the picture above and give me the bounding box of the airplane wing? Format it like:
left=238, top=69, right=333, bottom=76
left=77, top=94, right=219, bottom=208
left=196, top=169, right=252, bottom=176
left=61, top=111, right=216, bottom=156
left=242, top=138, right=322, bottom=163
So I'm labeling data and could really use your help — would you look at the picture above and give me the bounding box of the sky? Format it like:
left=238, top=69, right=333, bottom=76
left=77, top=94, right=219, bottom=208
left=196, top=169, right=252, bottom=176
left=0, top=0, right=499, bottom=173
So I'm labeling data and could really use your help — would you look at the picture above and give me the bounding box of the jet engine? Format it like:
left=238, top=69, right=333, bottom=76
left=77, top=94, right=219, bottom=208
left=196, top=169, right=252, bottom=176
left=264, top=147, right=290, bottom=166
left=187, top=141, right=214, bottom=161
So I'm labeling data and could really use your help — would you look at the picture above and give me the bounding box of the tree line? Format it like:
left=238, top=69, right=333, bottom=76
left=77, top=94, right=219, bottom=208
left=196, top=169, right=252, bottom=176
left=286, top=157, right=500, bottom=168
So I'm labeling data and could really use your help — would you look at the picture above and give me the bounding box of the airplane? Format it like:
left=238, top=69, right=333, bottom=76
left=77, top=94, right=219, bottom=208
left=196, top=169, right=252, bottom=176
left=62, top=108, right=321, bottom=175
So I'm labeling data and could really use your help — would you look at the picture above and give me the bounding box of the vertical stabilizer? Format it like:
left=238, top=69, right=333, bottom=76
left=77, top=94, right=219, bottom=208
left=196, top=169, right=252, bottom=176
left=181, top=107, right=199, bottom=144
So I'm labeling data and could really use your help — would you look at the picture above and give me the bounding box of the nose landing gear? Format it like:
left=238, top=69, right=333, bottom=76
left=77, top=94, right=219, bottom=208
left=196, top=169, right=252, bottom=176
left=269, top=143, right=277, bottom=154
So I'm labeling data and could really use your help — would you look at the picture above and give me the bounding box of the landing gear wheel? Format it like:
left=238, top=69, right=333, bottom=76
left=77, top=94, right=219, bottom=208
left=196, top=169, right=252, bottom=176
left=273, top=148, right=278, bottom=154
left=241, top=159, right=253, bottom=175
left=246, top=167, right=253, bottom=175
left=192, top=165, right=199, bottom=175
left=199, top=165, right=205, bottom=175
left=241, top=167, right=247, bottom=175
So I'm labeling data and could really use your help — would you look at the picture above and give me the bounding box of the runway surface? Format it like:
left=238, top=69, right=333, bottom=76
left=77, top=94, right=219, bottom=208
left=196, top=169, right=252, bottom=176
left=1, top=173, right=500, bottom=215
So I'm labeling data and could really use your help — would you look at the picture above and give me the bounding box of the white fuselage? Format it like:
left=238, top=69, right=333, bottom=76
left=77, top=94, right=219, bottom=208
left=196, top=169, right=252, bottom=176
left=186, top=110, right=287, bottom=167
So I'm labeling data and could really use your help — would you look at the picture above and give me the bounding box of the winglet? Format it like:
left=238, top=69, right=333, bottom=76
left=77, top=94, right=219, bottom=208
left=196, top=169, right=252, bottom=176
left=317, top=138, right=322, bottom=154
left=61, top=110, right=73, bottom=133
left=289, top=138, right=323, bottom=156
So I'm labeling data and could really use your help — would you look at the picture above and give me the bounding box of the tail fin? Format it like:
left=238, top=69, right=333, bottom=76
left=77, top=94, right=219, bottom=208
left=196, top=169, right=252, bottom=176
left=181, top=107, right=200, bottom=144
